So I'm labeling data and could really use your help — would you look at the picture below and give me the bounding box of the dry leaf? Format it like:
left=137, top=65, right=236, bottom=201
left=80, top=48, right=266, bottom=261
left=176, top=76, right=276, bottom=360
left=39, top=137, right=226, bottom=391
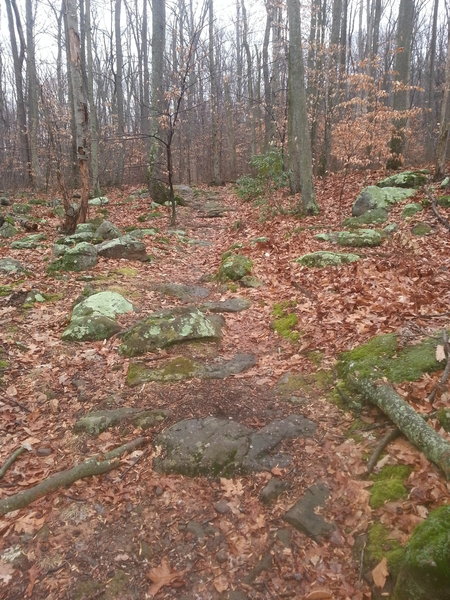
left=305, top=590, right=333, bottom=599
left=213, top=575, right=229, bottom=593
left=0, top=561, right=14, bottom=585
left=372, top=557, right=389, bottom=588
left=147, top=558, right=185, bottom=597
left=436, top=345, right=446, bottom=362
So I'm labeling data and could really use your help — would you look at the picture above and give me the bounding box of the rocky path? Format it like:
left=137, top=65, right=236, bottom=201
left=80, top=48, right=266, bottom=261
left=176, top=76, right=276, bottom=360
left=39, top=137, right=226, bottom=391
left=4, top=178, right=448, bottom=600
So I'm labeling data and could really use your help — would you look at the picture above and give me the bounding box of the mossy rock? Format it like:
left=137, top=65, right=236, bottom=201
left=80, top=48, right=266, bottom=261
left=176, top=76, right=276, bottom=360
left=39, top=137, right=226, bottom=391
left=88, top=196, right=109, bottom=206
left=295, top=251, right=360, bottom=267
left=0, top=222, right=18, bottom=238
left=377, top=171, right=428, bottom=189
left=411, top=222, right=432, bottom=236
left=366, top=522, right=405, bottom=575
left=370, top=465, right=411, bottom=508
left=11, top=233, right=46, bottom=250
left=343, top=208, right=389, bottom=226
left=337, top=229, right=383, bottom=247
left=337, top=332, right=447, bottom=383
left=352, top=186, right=416, bottom=217
left=218, top=252, right=253, bottom=281
left=402, top=203, right=423, bottom=218
left=72, top=291, right=134, bottom=320
left=437, top=195, right=450, bottom=208
left=76, top=222, right=97, bottom=233
left=12, top=203, right=32, bottom=215
left=240, top=275, right=263, bottom=288
left=0, top=257, right=29, bottom=275
left=127, top=357, right=199, bottom=385
left=62, top=315, right=121, bottom=341
left=392, top=505, right=450, bottom=600
left=48, top=242, right=98, bottom=272
left=437, top=408, right=450, bottom=432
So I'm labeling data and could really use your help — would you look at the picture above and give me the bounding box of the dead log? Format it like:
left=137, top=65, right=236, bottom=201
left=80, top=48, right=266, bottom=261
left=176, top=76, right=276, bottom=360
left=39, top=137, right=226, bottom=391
left=350, top=378, right=450, bottom=479
left=0, top=437, right=147, bottom=516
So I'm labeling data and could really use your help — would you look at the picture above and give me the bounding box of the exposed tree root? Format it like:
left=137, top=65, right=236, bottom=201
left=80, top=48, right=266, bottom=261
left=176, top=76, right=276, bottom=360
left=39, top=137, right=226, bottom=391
left=0, top=437, right=147, bottom=516
left=350, top=378, right=450, bottom=479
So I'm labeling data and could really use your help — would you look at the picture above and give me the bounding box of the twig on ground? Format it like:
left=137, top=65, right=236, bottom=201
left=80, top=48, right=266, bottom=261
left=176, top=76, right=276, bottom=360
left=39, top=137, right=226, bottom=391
left=364, top=428, right=400, bottom=476
left=427, top=331, right=450, bottom=403
left=0, top=446, right=28, bottom=480
left=0, top=437, right=148, bottom=516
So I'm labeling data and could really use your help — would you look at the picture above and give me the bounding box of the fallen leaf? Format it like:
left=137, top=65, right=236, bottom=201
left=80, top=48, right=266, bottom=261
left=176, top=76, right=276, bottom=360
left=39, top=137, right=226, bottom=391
left=305, top=590, right=333, bottom=599
left=213, top=575, right=229, bottom=593
left=0, top=561, right=14, bottom=585
left=147, top=558, right=185, bottom=597
left=436, top=345, right=446, bottom=362
left=372, top=557, right=389, bottom=588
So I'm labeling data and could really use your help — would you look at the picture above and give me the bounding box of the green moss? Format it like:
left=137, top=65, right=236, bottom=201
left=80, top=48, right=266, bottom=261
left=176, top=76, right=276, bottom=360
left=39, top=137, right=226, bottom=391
left=126, top=357, right=199, bottom=386
left=402, top=203, right=423, bottom=218
left=217, top=252, right=253, bottom=281
left=392, top=506, right=450, bottom=600
left=436, top=408, right=450, bottom=432
left=369, top=464, right=411, bottom=508
left=272, top=313, right=299, bottom=341
left=272, top=300, right=297, bottom=317
left=343, top=208, right=389, bottom=226
left=437, top=195, right=450, bottom=208
left=367, top=523, right=405, bottom=575
left=0, top=285, right=13, bottom=297
left=277, top=370, right=334, bottom=398
left=411, top=222, right=432, bottom=236
left=305, top=350, right=324, bottom=366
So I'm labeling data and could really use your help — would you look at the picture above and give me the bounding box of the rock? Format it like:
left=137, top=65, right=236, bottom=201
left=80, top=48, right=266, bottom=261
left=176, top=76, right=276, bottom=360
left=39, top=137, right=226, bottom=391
left=11, top=234, right=46, bottom=249
left=62, top=291, right=134, bottom=341
left=0, top=196, right=11, bottom=206
left=57, top=231, right=95, bottom=245
left=402, top=203, right=423, bottom=218
left=283, top=483, right=334, bottom=540
left=411, top=222, right=432, bottom=236
left=72, top=291, right=134, bottom=319
left=48, top=242, right=98, bottom=272
left=0, top=258, right=28, bottom=275
left=201, top=298, right=251, bottom=312
left=154, top=414, right=316, bottom=476
left=12, top=203, right=31, bottom=215
left=119, top=307, right=224, bottom=357
left=437, top=195, right=450, bottom=208
left=218, top=252, right=253, bottom=281
left=239, top=276, right=263, bottom=288
left=440, top=176, right=449, bottom=188
left=0, top=222, right=18, bottom=238
left=314, top=232, right=338, bottom=242
left=295, top=251, right=360, bottom=268
left=23, top=290, right=47, bottom=305
left=377, top=170, right=428, bottom=189
left=127, top=228, right=158, bottom=239
left=336, top=229, right=383, bottom=247
left=94, top=220, right=121, bottom=240
left=76, top=223, right=97, bottom=233
left=153, top=283, right=210, bottom=301
left=74, top=407, right=168, bottom=435
left=392, top=505, right=450, bottom=600
left=260, top=478, right=289, bottom=504
left=126, top=353, right=256, bottom=385
left=214, top=500, right=231, bottom=514
left=352, top=186, right=416, bottom=217
left=88, top=196, right=109, bottom=206
left=343, top=208, right=389, bottom=226
left=383, top=223, right=398, bottom=234
left=96, top=235, right=148, bottom=261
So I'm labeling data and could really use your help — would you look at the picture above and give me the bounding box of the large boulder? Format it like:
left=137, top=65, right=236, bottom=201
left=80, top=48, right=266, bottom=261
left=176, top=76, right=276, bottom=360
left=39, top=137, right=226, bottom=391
left=96, top=235, right=148, bottom=261
left=336, top=229, right=383, bottom=247
left=154, top=414, right=316, bottom=476
left=119, top=307, right=224, bottom=356
left=352, top=186, right=416, bottom=217
left=48, top=242, right=98, bottom=272
left=62, top=291, right=134, bottom=341
left=377, top=170, right=428, bottom=189
left=94, top=220, right=121, bottom=240
left=392, top=505, right=450, bottom=600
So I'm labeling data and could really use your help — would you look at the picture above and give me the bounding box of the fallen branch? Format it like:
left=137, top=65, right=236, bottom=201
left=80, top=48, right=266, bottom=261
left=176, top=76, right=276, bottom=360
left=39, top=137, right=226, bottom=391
left=350, top=379, right=450, bottom=479
left=365, top=428, right=400, bottom=476
left=0, top=437, right=147, bottom=516
left=427, top=190, right=450, bottom=231
left=0, top=447, right=28, bottom=480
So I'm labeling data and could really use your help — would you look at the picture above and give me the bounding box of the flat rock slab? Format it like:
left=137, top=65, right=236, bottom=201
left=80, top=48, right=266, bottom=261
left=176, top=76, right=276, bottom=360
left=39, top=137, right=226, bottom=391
left=74, top=407, right=168, bottom=435
left=126, top=353, right=256, bottom=385
left=96, top=235, right=148, bottom=261
left=201, top=298, right=251, bottom=312
left=153, top=283, right=210, bottom=301
left=295, top=251, right=360, bottom=268
left=119, top=307, right=224, bottom=357
left=154, top=414, right=316, bottom=476
left=283, top=483, right=335, bottom=540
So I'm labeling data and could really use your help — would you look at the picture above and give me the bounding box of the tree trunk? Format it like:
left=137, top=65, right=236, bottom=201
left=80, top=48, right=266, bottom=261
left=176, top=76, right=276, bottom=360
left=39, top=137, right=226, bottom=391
left=209, top=0, right=221, bottom=184
left=286, top=0, right=319, bottom=214
left=115, top=0, right=125, bottom=185
left=262, top=2, right=273, bottom=149
left=85, top=0, right=100, bottom=196
left=435, top=18, right=449, bottom=180
left=352, top=379, right=450, bottom=479
left=25, top=0, right=42, bottom=189
left=63, top=0, right=90, bottom=233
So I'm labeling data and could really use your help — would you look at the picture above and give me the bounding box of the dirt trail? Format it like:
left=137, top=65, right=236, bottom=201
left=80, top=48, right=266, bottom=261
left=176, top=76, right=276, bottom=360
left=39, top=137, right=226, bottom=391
left=4, top=181, right=448, bottom=600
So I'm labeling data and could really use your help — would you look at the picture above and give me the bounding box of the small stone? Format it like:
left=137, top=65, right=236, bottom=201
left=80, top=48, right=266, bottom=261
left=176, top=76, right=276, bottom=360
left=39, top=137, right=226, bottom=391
left=275, top=528, right=292, bottom=548
left=214, top=500, right=231, bottom=514
left=260, top=478, right=289, bottom=504
left=186, top=521, right=206, bottom=539
left=283, top=483, right=334, bottom=540
left=411, top=222, right=433, bottom=236
left=36, top=448, right=52, bottom=456
left=216, top=549, right=228, bottom=563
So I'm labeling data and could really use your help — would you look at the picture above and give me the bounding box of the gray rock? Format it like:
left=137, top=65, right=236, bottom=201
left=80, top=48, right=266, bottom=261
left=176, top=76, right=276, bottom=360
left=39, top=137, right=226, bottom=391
left=11, top=234, right=46, bottom=249
left=119, top=307, right=224, bottom=357
left=72, top=291, right=134, bottom=320
left=48, top=242, right=98, bottom=272
left=411, top=222, right=433, bottom=236
left=343, top=208, right=389, bottom=226
left=74, top=408, right=168, bottom=435
left=203, top=353, right=256, bottom=379
left=94, top=220, right=121, bottom=240
left=218, top=253, right=253, bottom=281
left=295, top=251, right=360, bottom=268
left=76, top=223, right=97, bottom=233
left=127, top=228, right=158, bottom=239
left=352, top=186, right=416, bottom=217
left=239, top=276, right=263, bottom=288
left=260, top=478, right=289, bottom=504
left=0, top=258, right=28, bottom=275
left=96, top=235, right=148, bottom=261
left=153, top=282, right=210, bottom=301
left=336, top=229, right=383, bottom=247
left=62, top=315, right=121, bottom=341
left=0, top=197, right=11, bottom=206
left=402, top=202, right=423, bottom=218
left=0, top=222, right=18, bottom=238
left=154, top=414, right=316, bottom=476
left=57, top=231, right=95, bottom=245
left=283, top=483, right=334, bottom=540
left=201, top=298, right=251, bottom=312
left=88, top=196, right=109, bottom=206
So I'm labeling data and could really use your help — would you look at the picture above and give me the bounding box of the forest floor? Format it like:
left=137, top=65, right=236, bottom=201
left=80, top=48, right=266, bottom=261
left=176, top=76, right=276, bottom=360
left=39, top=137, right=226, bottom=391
left=0, top=170, right=449, bottom=600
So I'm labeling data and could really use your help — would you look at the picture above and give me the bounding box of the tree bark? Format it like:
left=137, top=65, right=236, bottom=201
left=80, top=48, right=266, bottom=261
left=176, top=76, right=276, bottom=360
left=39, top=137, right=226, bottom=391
left=286, top=0, right=319, bottom=214
left=352, top=379, right=450, bottom=479
left=85, top=0, right=100, bottom=196
left=115, top=0, right=125, bottom=185
left=435, top=17, right=449, bottom=180
left=25, top=0, right=42, bottom=189
left=209, top=0, right=222, bottom=184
